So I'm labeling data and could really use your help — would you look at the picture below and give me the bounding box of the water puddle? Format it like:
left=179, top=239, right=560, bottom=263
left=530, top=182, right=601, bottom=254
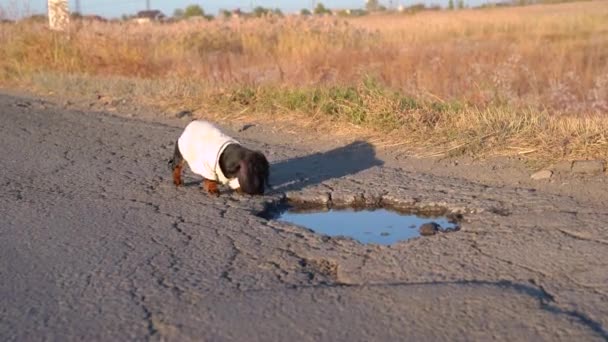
left=262, top=204, right=461, bottom=245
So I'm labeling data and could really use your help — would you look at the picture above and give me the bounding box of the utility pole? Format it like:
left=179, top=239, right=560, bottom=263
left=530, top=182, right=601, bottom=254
left=146, top=0, right=150, bottom=10
left=47, top=0, right=69, bottom=30
left=75, top=0, right=81, bottom=14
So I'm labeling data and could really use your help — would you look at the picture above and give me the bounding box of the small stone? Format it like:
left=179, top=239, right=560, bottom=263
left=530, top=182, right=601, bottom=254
left=530, top=170, right=553, bottom=180
left=571, top=160, right=606, bottom=175
left=96, top=94, right=111, bottom=105
left=176, top=110, right=193, bottom=119
left=238, top=124, right=256, bottom=132
left=419, top=222, right=440, bottom=236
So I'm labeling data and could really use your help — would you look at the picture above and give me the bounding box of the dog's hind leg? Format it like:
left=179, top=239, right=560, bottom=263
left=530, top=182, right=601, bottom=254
left=172, top=162, right=184, bottom=186
left=170, top=141, right=184, bottom=186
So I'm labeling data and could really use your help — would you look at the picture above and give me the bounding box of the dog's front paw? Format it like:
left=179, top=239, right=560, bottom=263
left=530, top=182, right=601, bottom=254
left=203, top=179, right=220, bottom=197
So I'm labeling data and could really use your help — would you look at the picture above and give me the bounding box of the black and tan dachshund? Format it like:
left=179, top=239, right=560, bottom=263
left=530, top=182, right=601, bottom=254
left=169, top=120, right=269, bottom=196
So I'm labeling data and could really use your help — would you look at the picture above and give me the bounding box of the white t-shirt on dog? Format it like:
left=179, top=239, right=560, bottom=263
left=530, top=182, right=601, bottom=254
left=178, top=120, right=240, bottom=189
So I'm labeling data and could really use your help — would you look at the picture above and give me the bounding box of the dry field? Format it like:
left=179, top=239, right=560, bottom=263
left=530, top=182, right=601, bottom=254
left=1, top=1, right=607, bottom=161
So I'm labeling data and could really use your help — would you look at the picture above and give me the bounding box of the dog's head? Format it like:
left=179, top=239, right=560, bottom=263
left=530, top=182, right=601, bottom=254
left=220, top=144, right=270, bottom=195
left=237, top=150, right=270, bottom=195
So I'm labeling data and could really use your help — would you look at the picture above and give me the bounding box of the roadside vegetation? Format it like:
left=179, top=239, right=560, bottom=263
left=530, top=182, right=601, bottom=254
left=0, top=1, right=607, bottom=161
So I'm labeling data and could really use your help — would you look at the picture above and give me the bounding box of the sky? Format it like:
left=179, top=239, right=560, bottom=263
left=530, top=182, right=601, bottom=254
left=0, top=0, right=487, bottom=19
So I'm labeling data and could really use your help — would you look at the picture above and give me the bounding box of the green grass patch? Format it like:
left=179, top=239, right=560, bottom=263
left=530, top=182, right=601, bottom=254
left=3, top=71, right=607, bottom=163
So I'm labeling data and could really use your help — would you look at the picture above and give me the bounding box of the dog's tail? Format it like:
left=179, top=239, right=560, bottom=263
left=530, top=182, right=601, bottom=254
left=168, top=140, right=183, bottom=170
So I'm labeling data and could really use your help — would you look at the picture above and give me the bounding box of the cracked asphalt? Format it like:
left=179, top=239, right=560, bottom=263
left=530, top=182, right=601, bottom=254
left=1, top=93, right=607, bottom=341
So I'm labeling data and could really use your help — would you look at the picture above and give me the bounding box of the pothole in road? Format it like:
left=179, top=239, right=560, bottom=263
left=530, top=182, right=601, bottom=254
left=260, top=200, right=462, bottom=245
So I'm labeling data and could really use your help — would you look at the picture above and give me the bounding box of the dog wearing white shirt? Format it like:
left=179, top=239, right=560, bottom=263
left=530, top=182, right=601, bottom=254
left=169, top=120, right=269, bottom=196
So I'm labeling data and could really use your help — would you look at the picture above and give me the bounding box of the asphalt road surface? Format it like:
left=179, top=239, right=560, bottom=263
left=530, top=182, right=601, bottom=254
left=1, top=93, right=607, bottom=341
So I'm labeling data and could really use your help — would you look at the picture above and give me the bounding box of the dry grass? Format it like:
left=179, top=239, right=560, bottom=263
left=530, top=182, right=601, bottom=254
left=1, top=1, right=607, bottom=161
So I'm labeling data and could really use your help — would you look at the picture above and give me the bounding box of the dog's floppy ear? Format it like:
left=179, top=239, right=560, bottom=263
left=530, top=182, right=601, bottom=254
left=237, top=151, right=269, bottom=195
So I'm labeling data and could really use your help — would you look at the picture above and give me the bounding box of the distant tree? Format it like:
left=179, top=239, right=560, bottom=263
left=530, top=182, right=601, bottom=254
left=300, top=8, right=312, bottom=16
left=350, top=9, right=368, bottom=16
left=365, top=0, right=381, bottom=11
left=314, top=3, right=331, bottom=15
left=173, top=8, right=184, bottom=17
left=23, top=14, right=47, bottom=23
left=448, top=0, right=455, bottom=9
left=253, top=6, right=270, bottom=17
left=457, top=0, right=465, bottom=8
left=220, top=9, right=232, bottom=18
left=183, top=4, right=204, bottom=18
left=272, top=8, right=283, bottom=16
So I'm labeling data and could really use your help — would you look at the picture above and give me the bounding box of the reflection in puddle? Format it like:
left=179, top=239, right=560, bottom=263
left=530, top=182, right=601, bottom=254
left=269, top=206, right=460, bottom=245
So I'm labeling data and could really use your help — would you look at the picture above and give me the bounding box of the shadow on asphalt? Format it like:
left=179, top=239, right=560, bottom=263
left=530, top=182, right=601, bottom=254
left=269, top=140, right=384, bottom=193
